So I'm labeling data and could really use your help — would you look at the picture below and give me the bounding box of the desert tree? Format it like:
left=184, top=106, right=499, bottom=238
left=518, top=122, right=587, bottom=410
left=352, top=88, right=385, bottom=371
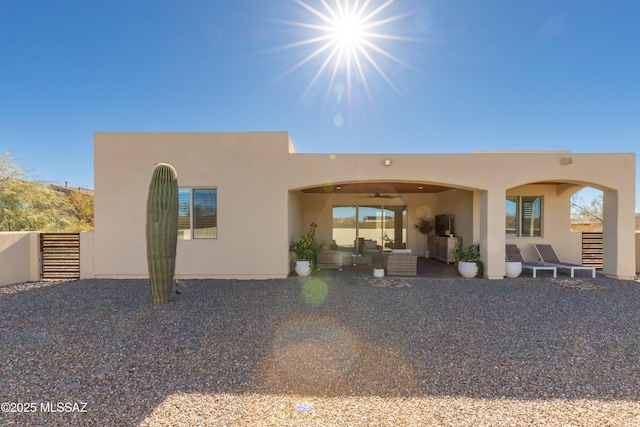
left=0, top=151, right=73, bottom=231
left=571, top=192, right=603, bottom=232
left=64, top=189, right=94, bottom=231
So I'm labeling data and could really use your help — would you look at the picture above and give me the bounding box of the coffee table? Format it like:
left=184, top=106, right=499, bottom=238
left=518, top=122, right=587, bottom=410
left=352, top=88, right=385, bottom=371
left=352, top=254, right=372, bottom=265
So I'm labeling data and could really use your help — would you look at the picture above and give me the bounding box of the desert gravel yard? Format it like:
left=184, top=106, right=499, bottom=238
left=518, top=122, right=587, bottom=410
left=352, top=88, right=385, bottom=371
left=1, top=274, right=639, bottom=426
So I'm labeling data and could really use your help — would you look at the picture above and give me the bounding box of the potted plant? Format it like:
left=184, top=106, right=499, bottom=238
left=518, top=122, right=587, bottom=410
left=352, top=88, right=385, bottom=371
left=289, top=222, right=318, bottom=276
left=453, top=244, right=484, bottom=278
left=505, top=261, right=523, bottom=278
left=372, top=258, right=385, bottom=278
left=414, top=217, right=434, bottom=257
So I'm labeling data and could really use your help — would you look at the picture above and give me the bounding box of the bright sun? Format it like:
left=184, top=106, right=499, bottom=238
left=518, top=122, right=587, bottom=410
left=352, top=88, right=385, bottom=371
left=280, top=0, right=416, bottom=105
left=332, top=14, right=365, bottom=48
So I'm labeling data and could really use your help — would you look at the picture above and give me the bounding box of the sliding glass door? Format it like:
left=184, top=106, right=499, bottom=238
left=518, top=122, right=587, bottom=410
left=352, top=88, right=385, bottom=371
left=357, top=205, right=384, bottom=246
left=332, top=206, right=357, bottom=249
left=332, top=205, right=407, bottom=251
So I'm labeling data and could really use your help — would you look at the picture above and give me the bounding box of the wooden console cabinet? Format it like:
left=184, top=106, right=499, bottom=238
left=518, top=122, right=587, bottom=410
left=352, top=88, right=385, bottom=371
left=429, top=236, right=462, bottom=263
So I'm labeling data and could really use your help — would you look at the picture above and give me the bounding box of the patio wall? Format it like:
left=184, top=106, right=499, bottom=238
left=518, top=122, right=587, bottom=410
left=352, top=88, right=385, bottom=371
left=0, top=232, right=96, bottom=287
left=0, top=232, right=40, bottom=287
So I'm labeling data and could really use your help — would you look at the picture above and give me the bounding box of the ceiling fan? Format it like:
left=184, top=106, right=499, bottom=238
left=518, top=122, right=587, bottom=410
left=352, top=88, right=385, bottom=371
left=357, top=188, right=401, bottom=199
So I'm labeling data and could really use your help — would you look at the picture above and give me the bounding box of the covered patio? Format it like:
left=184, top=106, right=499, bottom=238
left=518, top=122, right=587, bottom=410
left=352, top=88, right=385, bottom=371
left=313, top=256, right=597, bottom=280
left=314, top=256, right=460, bottom=279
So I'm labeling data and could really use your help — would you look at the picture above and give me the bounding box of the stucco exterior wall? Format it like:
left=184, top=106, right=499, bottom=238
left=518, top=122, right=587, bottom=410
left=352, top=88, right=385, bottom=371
left=287, top=191, right=305, bottom=270
left=94, top=132, right=636, bottom=280
left=95, top=132, right=294, bottom=279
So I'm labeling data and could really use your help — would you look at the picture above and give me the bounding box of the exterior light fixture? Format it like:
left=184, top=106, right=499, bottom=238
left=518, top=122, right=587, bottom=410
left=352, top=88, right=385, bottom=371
left=418, top=186, right=424, bottom=190
left=384, top=159, right=392, bottom=166
left=336, top=186, right=341, bottom=190
left=560, top=157, right=573, bottom=165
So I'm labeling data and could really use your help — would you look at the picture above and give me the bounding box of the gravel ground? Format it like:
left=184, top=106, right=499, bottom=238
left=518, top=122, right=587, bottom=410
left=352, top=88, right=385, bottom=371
left=0, top=273, right=639, bottom=426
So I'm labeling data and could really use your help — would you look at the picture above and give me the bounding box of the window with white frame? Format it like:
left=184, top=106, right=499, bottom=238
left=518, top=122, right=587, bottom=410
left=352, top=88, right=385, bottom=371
left=178, top=188, right=217, bottom=239
left=506, top=196, right=542, bottom=237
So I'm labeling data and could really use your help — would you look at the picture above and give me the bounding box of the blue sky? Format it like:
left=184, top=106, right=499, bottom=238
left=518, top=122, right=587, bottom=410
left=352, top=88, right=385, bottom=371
left=1, top=0, right=638, bottom=210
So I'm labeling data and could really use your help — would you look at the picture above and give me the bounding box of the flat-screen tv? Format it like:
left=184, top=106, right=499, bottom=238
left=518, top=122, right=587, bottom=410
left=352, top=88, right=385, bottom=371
left=435, top=214, right=454, bottom=236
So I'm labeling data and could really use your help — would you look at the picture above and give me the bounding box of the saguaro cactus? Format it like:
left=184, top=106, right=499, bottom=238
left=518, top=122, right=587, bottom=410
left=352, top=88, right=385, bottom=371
left=146, top=163, right=179, bottom=305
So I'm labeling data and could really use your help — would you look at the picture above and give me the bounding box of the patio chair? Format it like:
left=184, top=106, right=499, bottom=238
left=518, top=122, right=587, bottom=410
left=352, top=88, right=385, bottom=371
left=360, top=240, right=382, bottom=260
left=505, top=244, right=556, bottom=278
left=533, top=244, right=596, bottom=278
left=385, top=253, right=417, bottom=276
left=361, top=239, right=380, bottom=252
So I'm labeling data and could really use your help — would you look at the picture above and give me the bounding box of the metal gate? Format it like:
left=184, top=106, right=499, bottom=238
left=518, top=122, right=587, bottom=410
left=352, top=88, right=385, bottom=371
left=40, top=233, right=80, bottom=280
left=582, top=232, right=603, bottom=270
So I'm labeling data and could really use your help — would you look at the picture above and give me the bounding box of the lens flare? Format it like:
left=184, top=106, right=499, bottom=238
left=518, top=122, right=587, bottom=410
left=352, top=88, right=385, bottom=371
left=273, top=318, right=358, bottom=385
left=301, top=278, right=328, bottom=306
left=295, top=401, right=314, bottom=413
left=276, top=0, right=422, bottom=105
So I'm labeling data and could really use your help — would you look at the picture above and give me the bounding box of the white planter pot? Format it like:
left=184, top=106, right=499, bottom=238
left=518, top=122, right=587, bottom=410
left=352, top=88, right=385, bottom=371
left=424, top=250, right=430, bottom=258
left=457, top=261, right=479, bottom=278
left=295, top=260, right=311, bottom=277
left=505, top=261, right=523, bottom=278
left=373, top=268, right=385, bottom=278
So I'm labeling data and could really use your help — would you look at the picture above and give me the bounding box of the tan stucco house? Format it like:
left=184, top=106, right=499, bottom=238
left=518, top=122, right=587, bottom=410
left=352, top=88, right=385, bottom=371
left=94, top=132, right=636, bottom=280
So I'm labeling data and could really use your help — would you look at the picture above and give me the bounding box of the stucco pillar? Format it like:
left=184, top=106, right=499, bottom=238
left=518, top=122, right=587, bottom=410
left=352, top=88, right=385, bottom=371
left=602, top=189, right=636, bottom=279
left=479, top=190, right=506, bottom=279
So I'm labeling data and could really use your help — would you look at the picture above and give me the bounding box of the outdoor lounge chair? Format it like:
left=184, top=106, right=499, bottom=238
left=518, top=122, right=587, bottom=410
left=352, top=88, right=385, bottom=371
left=361, top=239, right=383, bottom=259
left=533, top=244, right=596, bottom=278
left=505, top=244, right=557, bottom=278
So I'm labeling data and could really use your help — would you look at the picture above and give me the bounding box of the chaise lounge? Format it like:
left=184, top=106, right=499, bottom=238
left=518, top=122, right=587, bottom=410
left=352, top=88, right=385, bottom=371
left=505, top=244, right=557, bottom=278
left=534, top=244, right=596, bottom=278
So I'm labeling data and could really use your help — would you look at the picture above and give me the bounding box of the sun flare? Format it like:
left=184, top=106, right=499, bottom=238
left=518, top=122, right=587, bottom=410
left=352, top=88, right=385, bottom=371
left=332, top=13, right=365, bottom=49
left=279, top=0, right=418, bottom=107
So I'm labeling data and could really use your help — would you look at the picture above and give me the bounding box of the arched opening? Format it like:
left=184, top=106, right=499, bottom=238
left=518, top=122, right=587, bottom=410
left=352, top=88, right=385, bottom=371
left=291, top=180, right=481, bottom=273
left=298, top=181, right=456, bottom=255
left=571, top=186, right=604, bottom=232
left=506, top=179, right=635, bottom=278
